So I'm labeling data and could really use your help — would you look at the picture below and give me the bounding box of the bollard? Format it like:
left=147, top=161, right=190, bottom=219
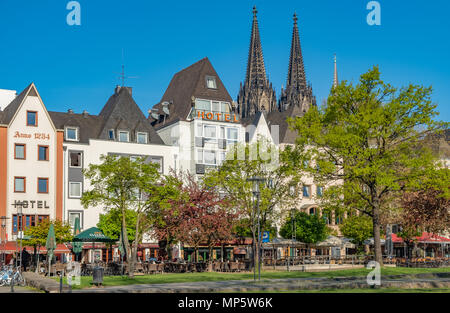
left=59, top=271, right=62, bottom=293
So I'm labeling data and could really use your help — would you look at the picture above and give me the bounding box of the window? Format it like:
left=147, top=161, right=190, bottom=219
left=302, top=185, right=311, bottom=198
left=69, top=152, right=82, bottom=167
left=12, top=215, right=48, bottom=234
left=108, top=129, right=115, bottom=140
left=27, top=111, right=37, bottom=126
left=150, top=157, right=163, bottom=173
left=38, top=145, right=49, bottom=161
left=317, top=186, right=323, bottom=197
left=14, top=144, right=25, bottom=159
left=137, top=132, right=148, bottom=144
left=206, top=76, right=217, bottom=89
left=220, top=127, right=225, bottom=139
left=118, top=131, right=129, bottom=142
left=65, top=127, right=78, bottom=141
left=14, top=177, right=25, bottom=193
left=38, top=178, right=49, bottom=193
left=227, top=127, right=238, bottom=141
left=203, top=150, right=216, bottom=165
left=309, top=207, right=316, bottom=215
left=195, top=99, right=231, bottom=115
left=69, top=182, right=82, bottom=198
left=196, top=123, right=203, bottom=137
left=203, top=125, right=216, bottom=138
left=197, top=149, right=203, bottom=163
left=68, top=211, right=82, bottom=229
left=212, top=101, right=220, bottom=112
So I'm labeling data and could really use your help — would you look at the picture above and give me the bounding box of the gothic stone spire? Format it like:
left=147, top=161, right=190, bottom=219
left=280, top=13, right=315, bottom=113
left=238, top=6, right=277, bottom=119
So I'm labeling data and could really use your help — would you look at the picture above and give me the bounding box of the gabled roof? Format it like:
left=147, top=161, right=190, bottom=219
left=0, top=83, right=34, bottom=125
left=151, top=57, right=233, bottom=129
left=97, top=86, right=164, bottom=144
left=49, top=111, right=104, bottom=144
left=51, top=86, right=164, bottom=145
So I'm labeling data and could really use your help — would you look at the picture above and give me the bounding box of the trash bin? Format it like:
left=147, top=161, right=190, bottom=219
left=92, top=266, right=104, bottom=286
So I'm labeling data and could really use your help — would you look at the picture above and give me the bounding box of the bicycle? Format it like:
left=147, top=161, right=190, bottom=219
left=0, top=266, right=26, bottom=287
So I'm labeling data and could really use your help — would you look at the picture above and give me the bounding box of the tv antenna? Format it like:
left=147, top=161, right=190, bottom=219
left=118, top=49, right=139, bottom=86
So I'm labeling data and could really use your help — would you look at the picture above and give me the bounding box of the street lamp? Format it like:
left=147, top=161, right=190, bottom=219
left=17, top=202, right=23, bottom=271
left=247, top=176, right=265, bottom=282
left=1, top=216, right=8, bottom=265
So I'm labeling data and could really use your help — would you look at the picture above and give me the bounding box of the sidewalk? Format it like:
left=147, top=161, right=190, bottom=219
left=72, top=273, right=450, bottom=293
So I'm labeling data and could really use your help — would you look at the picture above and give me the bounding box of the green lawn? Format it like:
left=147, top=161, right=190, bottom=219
left=54, top=266, right=450, bottom=290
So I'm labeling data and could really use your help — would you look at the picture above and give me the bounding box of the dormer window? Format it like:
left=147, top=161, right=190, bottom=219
left=118, top=131, right=129, bottom=142
left=136, top=132, right=148, bottom=144
left=65, top=127, right=78, bottom=141
left=108, top=129, right=115, bottom=140
left=206, top=76, right=217, bottom=89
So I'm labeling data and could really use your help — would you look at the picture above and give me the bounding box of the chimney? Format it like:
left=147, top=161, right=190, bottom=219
left=115, top=85, right=121, bottom=95
left=68, top=109, right=74, bottom=114
left=82, top=110, right=89, bottom=117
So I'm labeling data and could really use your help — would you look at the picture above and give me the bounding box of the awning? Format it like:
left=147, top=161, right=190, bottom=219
left=233, top=247, right=247, bottom=255
left=0, top=242, right=70, bottom=254
left=391, top=232, right=450, bottom=244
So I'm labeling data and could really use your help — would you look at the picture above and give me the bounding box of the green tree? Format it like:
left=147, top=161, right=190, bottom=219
left=97, top=209, right=137, bottom=242
left=204, top=139, right=303, bottom=269
left=279, top=211, right=329, bottom=245
left=289, top=66, right=449, bottom=264
left=339, top=215, right=373, bottom=253
left=82, top=155, right=161, bottom=277
left=23, top=219, right=72, bottom=267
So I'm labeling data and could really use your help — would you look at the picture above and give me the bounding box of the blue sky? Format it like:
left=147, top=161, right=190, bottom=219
left=0, top=0, right=449, bottom=121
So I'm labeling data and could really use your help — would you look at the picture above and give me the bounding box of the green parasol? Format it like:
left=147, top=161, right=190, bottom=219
left=118, top=228, right=125, bottom=255
left=72, top=218, right=83, bottom=259
left=45, top=224, right=56, bottom=275
left=72, top=227, right=115, bottom=242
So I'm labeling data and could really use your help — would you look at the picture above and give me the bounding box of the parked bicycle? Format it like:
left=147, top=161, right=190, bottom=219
left=0, top=266, right=25, bottom=287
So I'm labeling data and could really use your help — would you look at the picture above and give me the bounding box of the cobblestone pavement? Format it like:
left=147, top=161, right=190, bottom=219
left=72, top=274, right=450, bottom=293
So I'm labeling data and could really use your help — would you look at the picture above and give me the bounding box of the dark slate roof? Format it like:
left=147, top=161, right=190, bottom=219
left=150, top=57, right=233, bottom=129
left=96, top=86, right=164, bottom=144
left=0, top=83, right=33, bottom=125
left=51, top=86, right=164, bottom=145
left=49, top=111, right=104, bottom=144
left=266, top=105, right=304, bottom=144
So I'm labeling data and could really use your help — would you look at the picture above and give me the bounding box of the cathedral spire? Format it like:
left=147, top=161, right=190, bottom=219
left=286, top=12, right=307, bottom=92
left=280, top=12, right=315, bottom=112
left=245, top=6, right=267, bottom=88
left=237, top=6, right=277, bottom=118
left=333, top=54, right=339, bottom=88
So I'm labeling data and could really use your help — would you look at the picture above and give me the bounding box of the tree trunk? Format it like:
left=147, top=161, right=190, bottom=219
left=372, top=201, right=383, bottom=265
left=121, top=209, right=132, bottom=276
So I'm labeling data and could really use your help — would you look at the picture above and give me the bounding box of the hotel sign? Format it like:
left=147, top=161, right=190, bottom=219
left=196, top=110, right=239, bottom=123
left=11, top=200, right=50, bottom=209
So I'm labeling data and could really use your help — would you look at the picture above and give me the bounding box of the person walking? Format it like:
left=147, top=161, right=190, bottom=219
left=21, top=247, right=30, bottom=272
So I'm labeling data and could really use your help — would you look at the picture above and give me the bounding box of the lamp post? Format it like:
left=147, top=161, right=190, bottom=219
left=247, top=176, right=265, bottom=282
left=17, top=202, right=23, bottom=271
left=1, top=216, right=8, bottom=265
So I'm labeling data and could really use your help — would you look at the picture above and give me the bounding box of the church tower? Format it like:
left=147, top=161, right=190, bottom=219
left=237, top=6, right=277, bottom=119
left=279, top=13, right=316, bottom=113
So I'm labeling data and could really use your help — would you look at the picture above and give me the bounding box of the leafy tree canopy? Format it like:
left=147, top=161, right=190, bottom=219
left=23, top=219, right=73, bottom=247
left=279, top=211, right=329, bottom=244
